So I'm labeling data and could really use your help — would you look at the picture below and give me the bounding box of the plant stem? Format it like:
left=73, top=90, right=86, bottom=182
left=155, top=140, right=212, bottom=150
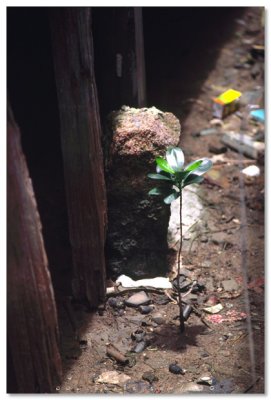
left=178, top=189, right=185, bottom=333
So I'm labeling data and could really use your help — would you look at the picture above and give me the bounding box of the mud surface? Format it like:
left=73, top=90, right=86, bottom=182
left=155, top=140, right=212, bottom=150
left=56, top=7, right=264, bottom=394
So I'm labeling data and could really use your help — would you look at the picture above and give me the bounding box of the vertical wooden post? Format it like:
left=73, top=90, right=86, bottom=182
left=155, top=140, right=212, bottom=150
left=50, top=8, right=107, bottom=306
left=134, top=7, right=147, bottom=107
left=92, top=7, right=147, bottom=118
left=7, top=103, right=62, bottom=393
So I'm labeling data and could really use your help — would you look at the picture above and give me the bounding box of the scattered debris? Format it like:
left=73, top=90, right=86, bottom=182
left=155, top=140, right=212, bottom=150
left=116, top=275, right=172, bottom=289
left=197, top=376, right=217, bottom=386
left=131, top=329, right=145, bottom=342
left=212, top=89, right=242, bottom=119
left=221, top=131, right=265, bottom=160
left=182, top=304, right=193, bottom=320
left=169, top=363, right=185, bottom=375
left=208, top=144, right=228, bottom=154
left=222, top=279, right=239, bottom=292
left=209, top=118, right=224, bottom=127
left=107, top=297, right=126, bottom=309
left=206, top=310, right=247, bottom=324
left=131, top=340, right=148, bottom=353
left=96, top=370, right=131, bottom=386
left=250, top=108, right=265, bottom=123
left=142, top=371, right=159, bottom=384
left=124, top=380, right=152, bottom=394
left=204, top=295, right=220, bottom=306
left=241, top=165, right=260, bottom=177
left=125, top=291, right=151, bottom=308
left=139, top=305, right=154, bottom=314
left=192, top=127, right=220, bottom=137
left=106, top=343, right=128, bottom=364
left=203, top=303, right=224, bottom=314
left=172, top=275, right=192, bottom=292
left=151, top=312, right=165, bottom=325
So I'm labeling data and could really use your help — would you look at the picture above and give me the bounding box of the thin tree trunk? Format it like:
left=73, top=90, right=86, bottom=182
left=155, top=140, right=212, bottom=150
left=178, top=191, right=185, bottom=333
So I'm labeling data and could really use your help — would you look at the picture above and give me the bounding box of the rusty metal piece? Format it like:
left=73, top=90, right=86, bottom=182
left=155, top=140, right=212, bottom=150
left=106, top=343, right=128, bottom=364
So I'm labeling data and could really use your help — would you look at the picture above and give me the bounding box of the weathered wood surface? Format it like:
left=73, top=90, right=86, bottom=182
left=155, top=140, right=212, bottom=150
left=50, top=8, right=107, bottom=306
left=92, top=7, right=146, bottom=118
left=7, top=104, right=62, bottom=393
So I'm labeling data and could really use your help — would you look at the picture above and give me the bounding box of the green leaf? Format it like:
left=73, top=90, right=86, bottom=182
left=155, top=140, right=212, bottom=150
left=147, top=173, right=173, bottom=181
left=174, top=170, right=190, bottom=184
left=155, top=157, right=175, bottom=174
left=148, top=187, right=165, bottom=196
left=163, top=190, right=180, bottom=204
left=183, top=174, right=204, bottom=188
left=184, top=159, right=203, bottom=172
left=166, top=147, right=185, bottom=172
left=184, top=158, right=213, bottom=175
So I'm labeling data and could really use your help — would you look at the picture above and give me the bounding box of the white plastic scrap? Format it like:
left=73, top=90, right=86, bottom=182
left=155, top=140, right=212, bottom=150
left=241, top=165, right=260, bottom=177
left=116, top=274, right=172, bottom=289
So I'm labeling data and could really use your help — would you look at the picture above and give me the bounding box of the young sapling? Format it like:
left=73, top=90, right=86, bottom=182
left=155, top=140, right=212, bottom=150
left=147, top=146, right=212, bottom=333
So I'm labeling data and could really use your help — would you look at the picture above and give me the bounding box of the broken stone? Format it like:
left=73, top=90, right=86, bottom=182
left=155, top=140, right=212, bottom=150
left=197, top=376, right=217, bottom=386
left=125, top=291, right=151, bottom=307
left=222, top=279, right=239, bottom=292
left=105, top=106, right=180, bottom=278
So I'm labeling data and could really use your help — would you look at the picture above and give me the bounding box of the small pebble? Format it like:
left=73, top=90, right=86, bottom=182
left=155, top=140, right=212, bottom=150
left=125, top=291, right=151, bottom=307
left=151, top=312, right=165, bottom=325
left=142, top=371, right=158, bottom=384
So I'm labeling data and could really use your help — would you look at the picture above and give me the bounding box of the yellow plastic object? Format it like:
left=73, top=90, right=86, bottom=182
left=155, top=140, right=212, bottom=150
left=213, top=89, right=242, bottom=119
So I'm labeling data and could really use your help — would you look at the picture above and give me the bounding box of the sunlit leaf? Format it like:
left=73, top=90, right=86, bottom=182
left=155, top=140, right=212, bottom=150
left=147, top=173, right=173, bottom=181
left=166, top=147, right=185, bottom=172
left=184, top=158, right=213, bottom=175
left=155, top=157, right=175, bottom=174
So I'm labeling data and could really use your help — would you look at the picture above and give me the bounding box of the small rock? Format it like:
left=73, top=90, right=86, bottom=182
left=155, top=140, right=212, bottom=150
left=139, top=305, right=154, bottom=314
left=200, top=351, right=210, bottom=358
left=205, top=277, right=215, bottom=292
left=221, top=279, right=239, bottom=292
left=154, top=295, right=170, bottom=305
left=209, top=118, right=224, bottom=128
left=125, top=291, right=151, bottom=307
left=169, top=363, right=185, bottom=375
left=108, top=297, right=126, bottom=309
left=142, top=371, right=158, bottom=384
left=208, top=144, right=228, bottom=155
left=151, top=312, right=165, bottom=325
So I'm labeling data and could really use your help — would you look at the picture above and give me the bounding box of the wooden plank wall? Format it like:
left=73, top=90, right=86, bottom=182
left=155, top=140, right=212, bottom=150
left=50, top=8, right=107, bottom=307
left=7, top=103, right=62, bottom=393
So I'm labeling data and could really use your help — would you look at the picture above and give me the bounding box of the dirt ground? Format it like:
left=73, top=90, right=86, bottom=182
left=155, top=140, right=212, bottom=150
left=56, top=7, right=264, bottom=394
